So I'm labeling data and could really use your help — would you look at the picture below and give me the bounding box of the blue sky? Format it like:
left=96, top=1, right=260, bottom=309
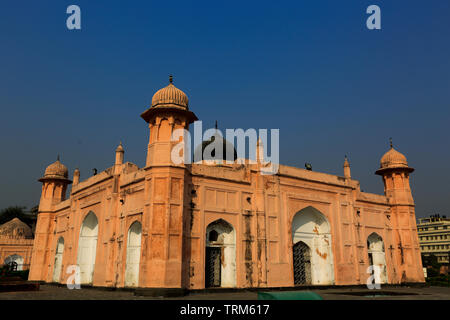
left=0, top=1, right=449, bottom=217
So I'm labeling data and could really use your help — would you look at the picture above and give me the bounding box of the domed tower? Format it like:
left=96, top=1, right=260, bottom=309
left=375, top=140, right=424, bottom=283
left=139, top=76, right=198, bottom=289
left=38, top=156, right=72, bottom=212
left=375, top=140, right=414, bottom=204
left=29, top=156, right=72, bottom=282
left=141, top=75, right=198, bottom=166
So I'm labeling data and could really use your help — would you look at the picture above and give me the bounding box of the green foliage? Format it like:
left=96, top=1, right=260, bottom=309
left=426, top=273, right=450, bottom=287
left=0, top=206, right=26, bottom=224
left=0, top=265, right=8, bottom=277
left=9, top=269, right=30, bottom=280
left=422, top=253, right=449, bottom=282
left=427, top=267, right=439, bottom=278
left=0, top=266, right=29, bottom=280
left=422, top=254, right=440, bottom=269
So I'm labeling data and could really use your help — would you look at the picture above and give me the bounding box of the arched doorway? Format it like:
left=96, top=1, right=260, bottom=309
left=52, top=237, right=64, bottom=282
left=4, top=254, right=24, bottom=271
left=293, top=241, right=312, bottom=285
left=367, top=233, right=388, bottom=284
left=77, top=212, right=98, bottom=284
left=125, top=221, right=142, bottom=287
left=205, top=219, right=236, bottom=288
left=291, top=206, right=334, bottom=285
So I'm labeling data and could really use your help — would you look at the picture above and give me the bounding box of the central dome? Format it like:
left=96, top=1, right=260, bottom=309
left=194, top=133, right=237, bottom=162
left=151, top=76, right=189, bottom=109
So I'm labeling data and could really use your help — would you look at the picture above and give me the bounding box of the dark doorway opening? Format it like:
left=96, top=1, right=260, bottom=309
left=293, top=241, right=312, bottom=285
left=205, top=247, right=221, bottom=288
left=368, top=252, right=374, bottom=266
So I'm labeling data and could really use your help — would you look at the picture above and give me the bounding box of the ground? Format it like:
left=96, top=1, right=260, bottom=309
left=0, top=284, right=449, bottom=300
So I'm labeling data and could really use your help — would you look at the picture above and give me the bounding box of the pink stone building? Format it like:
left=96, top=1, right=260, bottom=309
left=28, top=78, right=425, bottom=289
left=0, top=218, right=34, bottom=270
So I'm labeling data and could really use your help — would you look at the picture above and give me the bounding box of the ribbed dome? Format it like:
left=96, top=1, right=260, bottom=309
left=151, top=76, right=189, bottom=109
left=40, top=157, right=69, bottom=181
left=0, top=218, right=33, bottom=239
left=380, top=147, right=409, bottom=169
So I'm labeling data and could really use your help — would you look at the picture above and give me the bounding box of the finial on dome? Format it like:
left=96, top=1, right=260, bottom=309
left=389, top=137, right=393, bottom=149
left=73, top=168, right=80, bottom=185
left=344, top=155, right=350, bottom=167
left=169, top=75, right=173, bottom=84
left=116, top=141, right=124, bottom=153
left=215, top=120, right=218, bottom=130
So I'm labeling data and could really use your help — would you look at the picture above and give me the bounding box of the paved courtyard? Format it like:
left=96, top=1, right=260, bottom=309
left=0, top=284, right=449, bottom=300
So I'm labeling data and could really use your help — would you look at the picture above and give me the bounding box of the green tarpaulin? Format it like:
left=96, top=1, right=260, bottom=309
left=258, top=291, right=323, bottom=300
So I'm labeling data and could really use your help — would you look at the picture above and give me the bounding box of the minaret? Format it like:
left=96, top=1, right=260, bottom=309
left=114, top=142, right=124, bottom=175
left=375, top=139, right=414, bottom=205
left=343, top=155, right=351, bottom=179
left=256, top=137, right=264, bottom=164
left=140, top=76, right=198, bottom=288
left=142, top=75, right=197, bottom=167
left=115, top=142, right=124, bottom=165
left=29, top=156, right=72, bottom=281
left=375, top=139, right=424, bottom=283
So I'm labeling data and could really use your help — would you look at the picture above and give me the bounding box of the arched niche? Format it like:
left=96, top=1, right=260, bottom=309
left=124, top=221, right=142, bottom=287
left=52, top=237, right=64, bottom=282
left=367, top=232, right=388, bottom=284
left=77, top=211, right=98, bottom=284
left=158, top=118, right=172, bottom=141
left=291, top=206, right=334, bottom=285
left=205, top=219, right=236, bottom=288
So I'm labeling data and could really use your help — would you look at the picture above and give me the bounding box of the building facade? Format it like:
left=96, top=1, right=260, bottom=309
left=417, top=215, right=450, bottom=264
left=0, top=218, right=34, bottom=271
left=28, top=78, right=425, bottom=289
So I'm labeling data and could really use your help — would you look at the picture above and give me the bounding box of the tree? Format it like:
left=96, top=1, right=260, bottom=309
left=422, top=254, right=441, bottom=278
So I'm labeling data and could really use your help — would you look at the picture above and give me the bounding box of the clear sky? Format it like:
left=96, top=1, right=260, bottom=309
left=0, top=1, right=449, bottom=218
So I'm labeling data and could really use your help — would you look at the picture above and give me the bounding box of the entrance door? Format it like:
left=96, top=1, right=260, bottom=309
left=53, top=237, right=64, bottom=282
left=78, top=236, right=97, bottom=283
left=367, top=233, right=388, bottom=284
left=205, top=247, right=221, bottom=287
left=125, top=222, right=142, bottom=287
left=293, top=241, right=311, bottom=285
left=77, top=212, right=98, bottom=284
left=368, top=252, right=374, bottom=266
